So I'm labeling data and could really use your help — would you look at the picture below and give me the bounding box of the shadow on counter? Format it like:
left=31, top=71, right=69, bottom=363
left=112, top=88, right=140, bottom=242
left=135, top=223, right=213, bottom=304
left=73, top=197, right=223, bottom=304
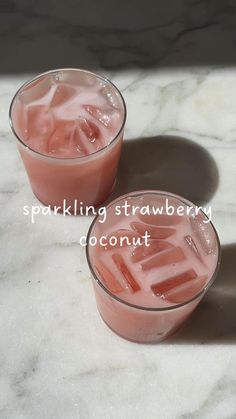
left=167, top=243, right=236, bottom=344
left=110, top=135, right=219, bottom=206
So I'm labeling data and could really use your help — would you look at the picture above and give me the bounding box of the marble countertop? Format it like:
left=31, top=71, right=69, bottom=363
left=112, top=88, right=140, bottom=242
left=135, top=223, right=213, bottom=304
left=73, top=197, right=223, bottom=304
left=1, top=1, right=236, bottom=418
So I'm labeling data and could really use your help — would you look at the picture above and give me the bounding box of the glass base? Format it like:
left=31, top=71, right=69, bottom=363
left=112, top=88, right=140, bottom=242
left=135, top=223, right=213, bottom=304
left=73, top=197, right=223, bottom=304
left=98, top=311, right=179, bottom=344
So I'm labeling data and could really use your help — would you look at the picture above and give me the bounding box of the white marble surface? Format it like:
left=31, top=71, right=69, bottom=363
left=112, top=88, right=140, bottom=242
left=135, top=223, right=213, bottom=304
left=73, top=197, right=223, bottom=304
left=1, top=1, right=236, bottom=419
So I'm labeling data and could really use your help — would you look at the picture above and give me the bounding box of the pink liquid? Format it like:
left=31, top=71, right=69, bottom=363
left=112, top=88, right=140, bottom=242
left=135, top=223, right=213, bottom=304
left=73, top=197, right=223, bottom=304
left=10, top=69, right=125, bottom=208
left=88, top=192, right=220, bottom=342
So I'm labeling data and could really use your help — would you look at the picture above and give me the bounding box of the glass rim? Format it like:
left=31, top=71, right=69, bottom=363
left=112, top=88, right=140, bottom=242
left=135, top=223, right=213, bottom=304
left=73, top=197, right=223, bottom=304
left=86, top=190, right=221, bottom=312
left=9, top=67, right=127, bottom=161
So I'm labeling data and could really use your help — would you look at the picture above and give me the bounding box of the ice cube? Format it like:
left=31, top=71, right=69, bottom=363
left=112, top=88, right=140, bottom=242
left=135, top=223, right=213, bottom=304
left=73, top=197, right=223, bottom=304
left=60, top=70, right=96, bottom=87
left=19, top=75, right=54, bottom=105
left=48, top=120, right=81, bottom=156
left=105, top=229, right=142, bottom=250
left=50, top=83, right=77, bottom=107
left=190, top=215, right=216, bottom=255
left=151, top=268, right=197, bottom=297
left=78, top=72, right=97, bottom=87
left=84, top=104, right=111, bottom=127
left=141, top=246, right=185, bottom=271
left=130, top=222, right=175, bottom=239
left=131, top=240, right=173, bottom=263
left=26, top=105, right=55, bottom=152
left=138, top=213, right=181, bottom=226
left=95, top=261, right=124, bottom=293
left=184, top=235, right=205, bottom=265
left=75, top=117, right=102, bottom=154
left=165, top=275, right=207, bottom=303
left=112, top=254, right=140, bottom=292
left=152, top=271, right=207, bottom=304
left=52, top=71, right=65, bottom=83
left=100, top=84, right=120, bottom=109
left=48, top=118, right=100, bottom=157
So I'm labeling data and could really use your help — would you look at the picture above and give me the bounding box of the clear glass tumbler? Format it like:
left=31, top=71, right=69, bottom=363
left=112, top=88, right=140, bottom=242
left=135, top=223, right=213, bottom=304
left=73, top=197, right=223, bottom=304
left=9, top=68, right=126, bottom=210
left=86, top=190, right=221, bottom=343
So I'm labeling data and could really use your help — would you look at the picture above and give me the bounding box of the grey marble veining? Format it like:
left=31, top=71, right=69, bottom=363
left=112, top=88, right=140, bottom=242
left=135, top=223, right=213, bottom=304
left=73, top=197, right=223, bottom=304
left=1, top=0, right=236, bottom=72
left=1, top=1, right=236, bottom=418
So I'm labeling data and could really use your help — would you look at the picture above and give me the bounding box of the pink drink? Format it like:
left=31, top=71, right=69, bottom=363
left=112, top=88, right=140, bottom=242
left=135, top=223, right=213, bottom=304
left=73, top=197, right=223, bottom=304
left=10, top=69, right=126, bottom=209
left=87, top=191, right=220, bottom=343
